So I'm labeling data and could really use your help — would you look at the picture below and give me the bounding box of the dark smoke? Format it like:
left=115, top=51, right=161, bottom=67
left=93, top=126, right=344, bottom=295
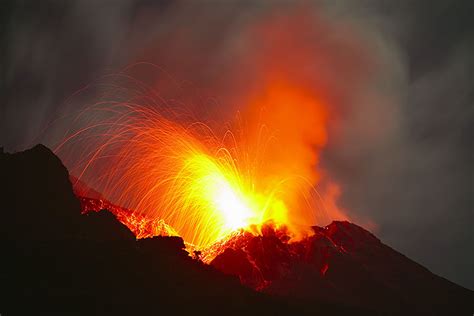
left=1, top=0, right=472, bottom=289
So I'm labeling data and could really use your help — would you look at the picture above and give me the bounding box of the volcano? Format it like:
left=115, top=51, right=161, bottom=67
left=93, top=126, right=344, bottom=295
left=1, top=145, right=472, bottom=315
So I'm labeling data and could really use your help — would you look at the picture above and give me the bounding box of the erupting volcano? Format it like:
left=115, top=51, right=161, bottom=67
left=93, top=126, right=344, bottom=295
left=3, top=1, right=473, bottom=315
left=57, top=75, right=347, bottom=256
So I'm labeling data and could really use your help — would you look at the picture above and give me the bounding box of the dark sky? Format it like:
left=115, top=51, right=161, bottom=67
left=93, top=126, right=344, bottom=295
left=1, top=0, right=473, bottom=289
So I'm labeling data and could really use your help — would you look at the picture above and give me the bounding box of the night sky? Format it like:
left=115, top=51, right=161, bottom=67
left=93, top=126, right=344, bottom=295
left=1, top=0, right=473, bottom=290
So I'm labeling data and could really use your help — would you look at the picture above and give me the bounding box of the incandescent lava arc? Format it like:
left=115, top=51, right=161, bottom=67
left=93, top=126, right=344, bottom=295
left=57, top=76, right=348, bottom=251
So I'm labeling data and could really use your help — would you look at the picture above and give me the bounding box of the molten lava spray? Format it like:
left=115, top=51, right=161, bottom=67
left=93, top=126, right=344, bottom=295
left=55, top=10, right=359, bottom=251
left=57, top=76, right=346, bottom=250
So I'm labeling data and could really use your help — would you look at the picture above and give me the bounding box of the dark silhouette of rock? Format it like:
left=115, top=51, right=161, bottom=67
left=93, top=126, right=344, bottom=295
left=0, top=144, right=81, bottom=241
left=0, top=144, right=362, bottom=315
left=1, top=144, right=471, bottom=315
left=80, top=209, right=136, bottom=241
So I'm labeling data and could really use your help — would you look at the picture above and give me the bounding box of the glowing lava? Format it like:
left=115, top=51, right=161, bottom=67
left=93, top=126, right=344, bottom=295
left=58, top=103, right=292, bottom=248
left=185, top=154, right=254, bottom=230
left=169, top=151, right=267, bottom=245
left=57, top=77, right=347, bottom=251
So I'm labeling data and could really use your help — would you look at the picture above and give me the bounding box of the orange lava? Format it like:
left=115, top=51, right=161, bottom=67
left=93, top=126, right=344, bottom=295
left=56, top=10, right=355, bottom=251
left=58, top=79, right=346, bottom=252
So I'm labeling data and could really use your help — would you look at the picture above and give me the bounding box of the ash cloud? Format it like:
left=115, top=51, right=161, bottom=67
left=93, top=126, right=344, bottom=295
left=1, top=0, right=472, bottom=289
left=320, top=0, right=474, bottom=291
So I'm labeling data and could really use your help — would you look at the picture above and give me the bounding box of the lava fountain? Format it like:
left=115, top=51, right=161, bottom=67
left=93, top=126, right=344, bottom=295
left=54, top=71, right=348, bottom=253
left=49, top=7, right=380, bottom=254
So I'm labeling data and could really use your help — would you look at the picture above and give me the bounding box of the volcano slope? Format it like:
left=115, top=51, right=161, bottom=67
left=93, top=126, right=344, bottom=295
left=0, top=145, right=472, bottom=315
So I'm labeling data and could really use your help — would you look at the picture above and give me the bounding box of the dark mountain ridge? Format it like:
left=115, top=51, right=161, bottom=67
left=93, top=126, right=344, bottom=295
left=211, top=220, right=472, bottom=314
left=0, top=144, right=472, bottom=315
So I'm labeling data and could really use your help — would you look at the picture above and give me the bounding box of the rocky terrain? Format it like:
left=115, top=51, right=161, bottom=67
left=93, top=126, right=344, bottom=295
left=1, top=145, right=472, bottom=315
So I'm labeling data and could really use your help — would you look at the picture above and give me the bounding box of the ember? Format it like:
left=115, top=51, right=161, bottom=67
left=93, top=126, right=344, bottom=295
left=58, top=77, right=348, bottom=252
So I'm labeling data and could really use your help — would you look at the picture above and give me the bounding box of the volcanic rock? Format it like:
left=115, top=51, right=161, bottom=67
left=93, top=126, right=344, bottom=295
left=1, top=144, right=472, bottom=315
left=1, top=144, right=81, bottom=241
left=210, top=221, right=473, bottom=314
left=0, top=145, right=306, bottom=315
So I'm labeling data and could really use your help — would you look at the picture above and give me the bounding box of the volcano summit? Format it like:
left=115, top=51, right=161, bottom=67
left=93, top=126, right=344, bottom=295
left=1, top=145, right=472, bottom=315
